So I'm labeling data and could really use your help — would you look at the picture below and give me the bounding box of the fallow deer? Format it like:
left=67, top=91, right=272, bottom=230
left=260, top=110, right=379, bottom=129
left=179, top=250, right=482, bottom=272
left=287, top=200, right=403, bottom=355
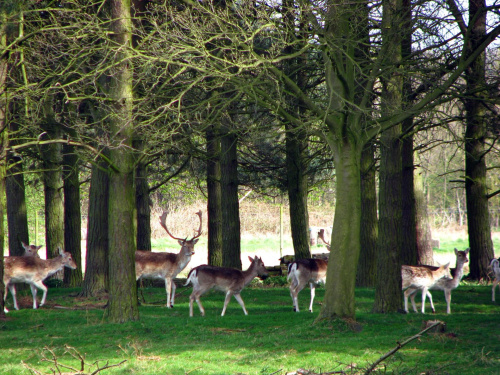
left=184, top=256, right=269, bottom=317
left=490, top=257, right=500, bottom=302
left=288, top=258, right=328, bottom=312
left=406, top=248, right=469, bottom=314
left=21, top=241, right=42, bottom=257
left=402, top=262, right=451, bottom=314
left=135, top=210, right=202, bottom=308
left=3, top=247, right=77, bottom=312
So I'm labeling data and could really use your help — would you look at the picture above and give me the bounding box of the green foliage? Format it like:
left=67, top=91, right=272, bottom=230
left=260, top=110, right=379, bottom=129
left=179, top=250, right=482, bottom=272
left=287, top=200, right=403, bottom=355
left=1, top=284, right=500, bottom=375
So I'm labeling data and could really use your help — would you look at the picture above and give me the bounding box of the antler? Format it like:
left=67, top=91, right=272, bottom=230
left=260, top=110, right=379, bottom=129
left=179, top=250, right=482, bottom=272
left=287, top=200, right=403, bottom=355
left=318, top=229, right=331, bottom=251
left=192, top=210, right=203, bottom=239
left=159, top=210, right=203, bottom=241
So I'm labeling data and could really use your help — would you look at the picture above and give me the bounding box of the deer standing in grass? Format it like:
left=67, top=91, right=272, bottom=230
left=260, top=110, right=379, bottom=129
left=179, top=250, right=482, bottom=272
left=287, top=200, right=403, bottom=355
left=402, top=261, right=451, bottom=314
left=406, top=248, right=469, bottom=314
left=135, top=210, right=202, bottom=308
left=3, top=247, right=77, bottom=312
left=288, top=230, right=330, bottom=312
left=184, top=256, right=269, bottom=317
left=489, top=257, right=500, bottom=302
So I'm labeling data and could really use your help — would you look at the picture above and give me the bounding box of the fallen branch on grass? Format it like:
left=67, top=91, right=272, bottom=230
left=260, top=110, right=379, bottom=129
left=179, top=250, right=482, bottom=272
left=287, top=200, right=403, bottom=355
left=363, top=321, right=444, bottom=374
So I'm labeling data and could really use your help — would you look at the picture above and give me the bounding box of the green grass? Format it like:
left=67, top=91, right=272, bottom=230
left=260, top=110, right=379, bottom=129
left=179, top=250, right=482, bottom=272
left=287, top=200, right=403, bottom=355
left=2, top=283, right=500, bottom=375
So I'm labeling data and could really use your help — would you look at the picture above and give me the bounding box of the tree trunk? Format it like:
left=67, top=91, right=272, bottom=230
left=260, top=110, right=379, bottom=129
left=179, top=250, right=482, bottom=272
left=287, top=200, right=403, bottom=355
left=0, top=7, right=8, bottom=315
left=401, top=130, right=417, bottom=266
left=40, top=124, right=65, bottom=276
left=206, top=125, right=223, bottom=266
left=221, top=130, right=242, bottom=269
left=81, top=162, right=109, bottom=297
left=464, top=0, right=494, bottom=280
left=135, top=141, right=151, bottom=251
left=106, top=0, right=139, bottom=323
left=415, top=162, right=433, bottom=265
left=357, top=142, right=377, bottom=287
left=318, top=140, right=361, bottom=320
left=63, top=144, right=83, bottom=286
left=373, top=0, right=404, bottom=313
left=285, top=124, right=311, bottom=260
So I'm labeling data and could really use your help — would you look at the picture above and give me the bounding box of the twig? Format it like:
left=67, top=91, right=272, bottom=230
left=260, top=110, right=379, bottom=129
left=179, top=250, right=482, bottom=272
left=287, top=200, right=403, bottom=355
left=364, top=321, right=443, bottom=374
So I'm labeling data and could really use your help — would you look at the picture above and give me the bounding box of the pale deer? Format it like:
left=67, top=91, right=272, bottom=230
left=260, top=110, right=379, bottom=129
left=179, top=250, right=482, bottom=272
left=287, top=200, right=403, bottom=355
left=490, top=257, right=500, bottom=302
left=288, top=258, right=328, bottom=312
left=3, top=247, right=77, bottom=312
left=135, top=210, right=202, bottom=308
left=402, top=262, right=451, bottom=314
left=406, top=248, right=469, bottom=314
left=21, top=241, right=42, bottom=257
left=184, top=256, right=269, bottom=317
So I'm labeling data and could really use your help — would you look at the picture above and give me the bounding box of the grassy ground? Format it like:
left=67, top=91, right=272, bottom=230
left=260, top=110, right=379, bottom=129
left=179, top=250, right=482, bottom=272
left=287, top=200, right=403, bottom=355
left=1, top=281, right=499, bottom=375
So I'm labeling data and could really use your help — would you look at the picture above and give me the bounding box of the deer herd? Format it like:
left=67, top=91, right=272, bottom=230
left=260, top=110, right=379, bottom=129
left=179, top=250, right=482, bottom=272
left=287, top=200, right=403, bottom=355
left=2, top=211, right=499, bottom=316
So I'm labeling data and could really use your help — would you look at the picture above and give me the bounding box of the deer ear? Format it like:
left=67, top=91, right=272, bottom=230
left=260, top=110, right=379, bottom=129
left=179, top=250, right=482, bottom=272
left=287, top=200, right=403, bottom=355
left=248, top=256, right=254, bottom=262
left=58, top=247, right=64, bottom=255
left=178, top=240, right=184, bottom=246
left=21, top=241, right=28, bottom=249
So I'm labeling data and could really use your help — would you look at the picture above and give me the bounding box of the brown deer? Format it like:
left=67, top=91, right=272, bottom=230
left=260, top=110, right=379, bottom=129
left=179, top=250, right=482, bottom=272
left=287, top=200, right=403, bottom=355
left=288, top=258, right=328, bottom=312
left=491, top=257, right=500, bottom=302
left=406, top=248, right=469, bottom=314
left=135, top=210, right=202, bottom=308
left=21, top=241, right=42, bottom=257
left=3, top=247, right=77, bottom=312
left=402, top=262, right=451, bottom=314
left=184, top=256, right=269, bottom=317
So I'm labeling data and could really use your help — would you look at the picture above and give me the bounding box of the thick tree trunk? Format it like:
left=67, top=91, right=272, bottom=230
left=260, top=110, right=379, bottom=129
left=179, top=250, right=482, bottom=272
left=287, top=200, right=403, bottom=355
left=63, top=144, right=83, bottom=287
left=221, top=131, right=242, bottom=269
left=357, top=142, right=377, bottom=287
left=401, top=131, right=418, bottom=266
left=135, top=142, right=151, bottom=251
left=464, top=0, right=494, bottom=280
left=40, top=125, right=65, bottom=278
left=106, top=0, right=139, bottom=323
left=81, top=162, right=109, bottom=297
left=6, top=152, right=29, bottom=255
left=206, top=126, right=223, bottom=266
left=318, top=141, right=361, bottom=320
left=373, top=0, right=404, bottom=314
left=415, top=163, right=434, bottom=265
left=285, top=125, right=310, bottom=260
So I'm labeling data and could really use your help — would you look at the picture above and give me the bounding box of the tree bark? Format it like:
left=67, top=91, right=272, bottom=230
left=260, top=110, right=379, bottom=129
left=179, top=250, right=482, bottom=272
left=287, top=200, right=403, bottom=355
left=81, top=162, right=109, bottom=297
left=373, top=0, right=404, bottom=313
left=221, top=130, right=242, bottom=269
left=106, top=0, right=139, bottom=323
left=135, top=140, right=151, bottom=252
left=206, top=125, right=223, bottom=266
left=63, top=144, right=83, bottom=286
left=464, top=0, right=494, bottom=280
left=357, top=142, right=377, bottom=287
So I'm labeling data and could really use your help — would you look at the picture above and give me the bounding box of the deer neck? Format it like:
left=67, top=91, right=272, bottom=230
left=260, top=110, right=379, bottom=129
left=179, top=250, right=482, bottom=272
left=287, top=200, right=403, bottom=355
left=43, top=256, right=65, bottom=278
left=241, top=263, right=259, bottom=286
left=174, top=250, right=191, bottom=272
left=453, top=260, right=466, bottom=282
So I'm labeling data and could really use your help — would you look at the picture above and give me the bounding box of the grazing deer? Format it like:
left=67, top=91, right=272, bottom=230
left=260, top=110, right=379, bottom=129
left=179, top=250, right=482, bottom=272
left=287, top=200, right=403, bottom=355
left=402, top=262, right=451, bottom=314
left=406, top=248, right=469, bottom=314
left=21, top=241, right=42, bottom=257
left=288, top=258, right=328, bottom=312
left=318, top=229, right=331, bottom=251
left=490, top=257, right=500, bottom=302
left=184, top=256, right=269, bottom=317
left=3, top=247, right=77, bottom=312
left=135, top=210, right=202, bottom=308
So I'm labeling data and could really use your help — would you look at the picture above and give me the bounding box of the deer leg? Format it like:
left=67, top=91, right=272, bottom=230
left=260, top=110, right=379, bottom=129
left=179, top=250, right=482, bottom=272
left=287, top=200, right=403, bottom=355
left=492, top=280, right=498, bottom=302
left=8, top=284, right=19, bottom=311
left=165, top=278, right=172, bottom=308
left=408, top=289, right=419, bottom=313
left=170, top=281, right=177, bottom=307
left=221, top=291, right=233, bottom=316
left=426, top=291, right=435, bottom=313
left=289, top=278, right=299, bottom=311
left=30, top=284, right=38, bottom=309
left=421, top=287, right=428, bottom=313
left=444, top=289, right=451, bottom=314
left=35, top=281, right=48, bottom=307
left=309, top=283, right=316, bottom=312
left=233, top=293, right=248, bottom=315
